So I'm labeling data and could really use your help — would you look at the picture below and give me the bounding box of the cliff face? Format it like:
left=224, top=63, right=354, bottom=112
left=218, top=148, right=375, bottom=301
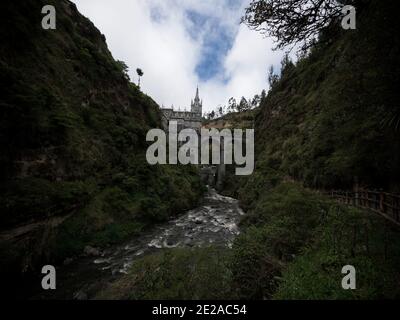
left=0, top=0, right=203, bottom=288
left=248, top=0, right=400, bottom=194
left=226, top=0, right=400, bottom=300
left=1, top=0, right=158, bottom=184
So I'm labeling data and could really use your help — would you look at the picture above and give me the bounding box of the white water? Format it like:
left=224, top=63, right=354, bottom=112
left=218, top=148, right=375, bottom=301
left=32, top=187, right=245, bottom=299
left=95, top=188, right=244, bottom=275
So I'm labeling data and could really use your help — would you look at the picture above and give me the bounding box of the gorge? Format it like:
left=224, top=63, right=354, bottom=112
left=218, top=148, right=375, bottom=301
left=1, top=0, right=400, bottom=301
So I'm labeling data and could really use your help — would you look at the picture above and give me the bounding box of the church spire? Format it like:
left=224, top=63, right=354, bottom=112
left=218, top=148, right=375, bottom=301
left=191, top=85, right=202, bottom=114
left=195, top=85, right=200, bottom=101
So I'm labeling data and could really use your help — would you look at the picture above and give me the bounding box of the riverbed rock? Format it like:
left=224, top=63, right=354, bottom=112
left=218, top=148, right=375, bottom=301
left=84, top=245, right=101, bottom=256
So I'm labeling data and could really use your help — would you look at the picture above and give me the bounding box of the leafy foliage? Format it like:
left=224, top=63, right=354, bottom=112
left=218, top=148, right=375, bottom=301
left=274, top=206, right=400, bottom=299
left=242, top=0, right=360, bottom=50
left=0, top=0, right=203, bottom=275
left=252, top=0, right=400, bottom=190
left=96, top=247, right=234, bottom=300
left=224, top=0, right=400, bottom=300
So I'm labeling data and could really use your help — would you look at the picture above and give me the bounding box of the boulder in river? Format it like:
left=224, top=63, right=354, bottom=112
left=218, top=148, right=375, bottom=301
left=84, top=245, right=101, bottom=256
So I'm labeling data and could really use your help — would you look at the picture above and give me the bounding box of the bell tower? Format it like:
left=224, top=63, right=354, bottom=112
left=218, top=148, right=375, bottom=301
left=191, top=86, right=202, bottom=116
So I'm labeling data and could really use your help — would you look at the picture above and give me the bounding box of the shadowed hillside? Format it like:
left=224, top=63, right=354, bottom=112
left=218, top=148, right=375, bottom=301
left=231, top=0, right=400, bottom=299
left=252, top=0, right=400, bottom=192
left=0, top=0, right=399, bottom=301
left=199, top=0, right=400, bottom=300
left=0, top=0, right=203, bottom=298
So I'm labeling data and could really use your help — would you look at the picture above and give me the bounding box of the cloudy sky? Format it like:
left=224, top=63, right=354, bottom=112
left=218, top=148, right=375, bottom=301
left=72, top=0, right=286, bottom=113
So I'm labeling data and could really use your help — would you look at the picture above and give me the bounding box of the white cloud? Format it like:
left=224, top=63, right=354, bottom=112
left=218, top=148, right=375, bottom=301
left=203, top=25, right=283, bottom=109
left=72, top=0, right=286, bottom=113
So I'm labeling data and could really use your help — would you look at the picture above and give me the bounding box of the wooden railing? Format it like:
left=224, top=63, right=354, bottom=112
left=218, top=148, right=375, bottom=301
left=324, top=190, right=400, bottom=227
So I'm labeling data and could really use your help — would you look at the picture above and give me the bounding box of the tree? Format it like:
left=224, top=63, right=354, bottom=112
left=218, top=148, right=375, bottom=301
left=228, top=97, right=237, bottom=113
left=261, top=89, right=267, bottom=101
left=205, top=111, right=215, bottom=120
left=280, top=53, right=295, bottom=76
left=267, top=65, right=279, bottom=88
left=241, top=0, right=351, bottom=50
left=238, top=97, right=249, bottom=113
left=116, top=60, right=130, bottom=81
left=251, top=94, right=261, bottom=109
left=218, top=106, right=224, bottom=117
left=136, top=68, right=144, bottom=88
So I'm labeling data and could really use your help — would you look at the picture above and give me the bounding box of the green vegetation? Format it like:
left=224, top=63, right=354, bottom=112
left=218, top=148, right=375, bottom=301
left=204, top=0, right=400, bottom=300
left=96, top=247, right=233, bottom=300
left=95, top=182, right=400, bottom=300
left=0, top=0, right=203, bottom=277
left=226, top=0, right=400, bottom=300
left=253, top=0, right=400, bottom=190
left=53, top=164, right=202, bottom=259
left=1, top=0, right=399, bottom=300
left=95, top=0, right=400, bottom=300
left=233, top=182, right=400, bottom=299
left=274, top=209, right=400, bottom=299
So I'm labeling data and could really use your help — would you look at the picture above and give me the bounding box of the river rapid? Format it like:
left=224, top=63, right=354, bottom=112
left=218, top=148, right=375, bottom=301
left=31, top=187, right=244, bottom=299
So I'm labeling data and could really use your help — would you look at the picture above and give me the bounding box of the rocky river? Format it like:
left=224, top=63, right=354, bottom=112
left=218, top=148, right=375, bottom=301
left=30, top=187, right=245, bottom=299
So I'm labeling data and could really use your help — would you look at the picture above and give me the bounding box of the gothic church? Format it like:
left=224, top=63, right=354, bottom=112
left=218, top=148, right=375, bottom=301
left=161, top=87, right=203, bottom=131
